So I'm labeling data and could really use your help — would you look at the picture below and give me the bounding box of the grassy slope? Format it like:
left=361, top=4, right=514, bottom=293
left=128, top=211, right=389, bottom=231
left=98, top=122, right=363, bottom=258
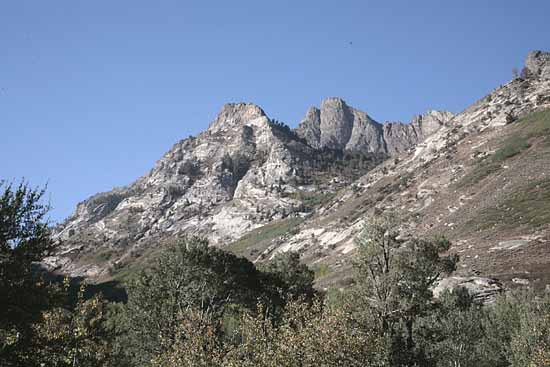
left=227, top=217, right=304, bottom=258
left=431, top=109, right=550, bottom=290
left=456, top=109, right=550, bottom=189
left=459, top=109, right=550, bottom=233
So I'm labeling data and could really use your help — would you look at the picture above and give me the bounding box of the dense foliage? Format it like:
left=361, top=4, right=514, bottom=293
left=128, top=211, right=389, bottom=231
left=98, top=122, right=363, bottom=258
left=0, top=181, right=59, bottom=366
left=1, top=183, right=549, bottom=366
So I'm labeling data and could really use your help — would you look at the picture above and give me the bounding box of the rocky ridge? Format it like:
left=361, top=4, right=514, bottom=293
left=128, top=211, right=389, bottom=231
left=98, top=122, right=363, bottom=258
left=259, top=50, right=550, bottom=294
left=53, top=98, right=424, bottom=277
left=50, top=51, right=550, bottom=297
left=296, top=97, right=453, bottom=154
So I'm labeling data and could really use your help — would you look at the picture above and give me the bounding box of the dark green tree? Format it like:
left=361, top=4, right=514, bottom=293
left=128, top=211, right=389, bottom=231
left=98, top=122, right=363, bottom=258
left=415, top=288, right=501, bottom=367
left=113, top=237, right=265, bottom=366
left=260, top=251, right=316, bottom=305
left=353, top=211, right=458, bottom=366
left=0, top=181, right=57, bottom=366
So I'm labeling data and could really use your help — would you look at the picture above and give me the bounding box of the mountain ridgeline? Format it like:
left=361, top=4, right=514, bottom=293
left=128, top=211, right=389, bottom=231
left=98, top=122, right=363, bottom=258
left=296, top=97, right=453, bottom=154
left=49, top=51, right=550, bottom=295
left=50, top=96, right=450, bottom=278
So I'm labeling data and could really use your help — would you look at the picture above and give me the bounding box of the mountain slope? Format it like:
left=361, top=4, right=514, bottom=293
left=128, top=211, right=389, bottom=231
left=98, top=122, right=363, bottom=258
left=50, top=102, right=391, bottom=278
left=48, top=51, right=550, bottom=292
left=257, top=51, right=550, bottom=290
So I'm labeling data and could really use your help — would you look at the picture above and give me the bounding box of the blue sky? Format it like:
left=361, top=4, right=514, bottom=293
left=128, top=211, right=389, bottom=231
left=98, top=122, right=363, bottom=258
left=1, top=0, right=549, bottom=223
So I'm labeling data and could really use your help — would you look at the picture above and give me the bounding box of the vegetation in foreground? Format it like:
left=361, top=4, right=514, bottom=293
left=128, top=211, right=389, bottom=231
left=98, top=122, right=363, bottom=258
left=1, top=181, right=550, bottom=366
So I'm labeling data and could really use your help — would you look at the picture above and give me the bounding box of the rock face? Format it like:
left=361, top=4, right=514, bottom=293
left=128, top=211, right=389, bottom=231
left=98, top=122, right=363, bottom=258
left=297, top=97, right=453, bottom=155
left=318, top=97, right=383, bottom=152
left=411, top=110, right=455, bottom=138
left=59, top=105, right=287, bottom=233
left=524, top=50, right=550, bottom=80
left=52, top=103, right=284, bottom=276
left=296, top=107, right=321, bottom=149
left=382, top=110, right=453, bottom=155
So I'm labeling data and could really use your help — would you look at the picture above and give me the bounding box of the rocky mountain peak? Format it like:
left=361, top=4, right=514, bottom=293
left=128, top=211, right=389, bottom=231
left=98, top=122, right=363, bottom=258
left=297, top=97, right=381, bottom=151
left=320, top=96, right=349, bottom=110
left=297, top=98, right=450, bottom=155
left=207, top=102, right=267, bottom=133
left=49, top=50, right=550, bottom=285
left=524, top=50, right=550, bottom=80
left=319, top=97, right=362, bottom=150
left=305, top=106, right=321, bottom=118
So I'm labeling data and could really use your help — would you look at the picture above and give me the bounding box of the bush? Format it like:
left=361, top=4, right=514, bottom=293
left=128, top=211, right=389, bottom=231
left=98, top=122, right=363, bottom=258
left=492, top=136, right=530, bottom=161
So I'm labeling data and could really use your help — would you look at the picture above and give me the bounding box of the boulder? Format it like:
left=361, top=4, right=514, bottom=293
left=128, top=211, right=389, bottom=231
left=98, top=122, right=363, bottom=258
left=433, top=276, right=504, bottom=304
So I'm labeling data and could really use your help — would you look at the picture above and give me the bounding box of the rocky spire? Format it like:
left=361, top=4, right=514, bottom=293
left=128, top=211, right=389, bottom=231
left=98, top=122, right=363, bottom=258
left=297, top=98, right=452, bottom=155
left=296, top=107, right=322, bottom=149
left=318, top=97, right=357, bottom=150
left=297, top=97, right=382, bottom=152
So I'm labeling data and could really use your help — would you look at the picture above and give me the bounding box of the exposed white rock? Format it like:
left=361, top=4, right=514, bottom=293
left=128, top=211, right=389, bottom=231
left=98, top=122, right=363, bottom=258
left=53, top=101, right=385, bottom=276
left=433, top=276, right=504, bottom=304
left=512, top=278, right=530, bottom=286
left=490, top=240, right=530, bottom=251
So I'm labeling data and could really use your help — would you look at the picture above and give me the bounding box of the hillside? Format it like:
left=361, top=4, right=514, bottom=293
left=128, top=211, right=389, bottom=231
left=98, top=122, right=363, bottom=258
left=48, top=102, right=449, bottom=279
left=47, top=50, right=550, bottom=294
left=256, top=51, right=550, bottom=292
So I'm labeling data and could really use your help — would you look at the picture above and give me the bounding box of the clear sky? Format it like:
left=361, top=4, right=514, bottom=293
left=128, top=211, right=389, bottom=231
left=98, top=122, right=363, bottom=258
left=1, top=0, right=549, bottom=223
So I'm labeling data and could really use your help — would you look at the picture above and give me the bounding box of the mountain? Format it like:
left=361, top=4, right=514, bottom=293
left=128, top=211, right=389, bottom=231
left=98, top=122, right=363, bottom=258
left=49, top=101, right=389, bottom=277
left=48, top=51, right=550, bottom=296
left=260, top=50, right=550, bottom=291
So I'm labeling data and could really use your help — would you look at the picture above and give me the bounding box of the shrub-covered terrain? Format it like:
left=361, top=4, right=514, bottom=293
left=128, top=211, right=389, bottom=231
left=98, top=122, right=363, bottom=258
left=1, top=183, right=549, bottom=366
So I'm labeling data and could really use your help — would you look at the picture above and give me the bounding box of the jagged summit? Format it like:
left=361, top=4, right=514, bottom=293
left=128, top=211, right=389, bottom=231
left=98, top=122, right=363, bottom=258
left=297, top=106, right=321, bottom=148
left=52, top=97, right=387, bottom=277
left=297, top=97, right=453, bottom=154
left=410, top=110, right=454, bottom=137
left=49, top=50, right=550, bottom=291
left=297, top=97, right=380, bottom=151
left=321, top=97, right=381, bottom=151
